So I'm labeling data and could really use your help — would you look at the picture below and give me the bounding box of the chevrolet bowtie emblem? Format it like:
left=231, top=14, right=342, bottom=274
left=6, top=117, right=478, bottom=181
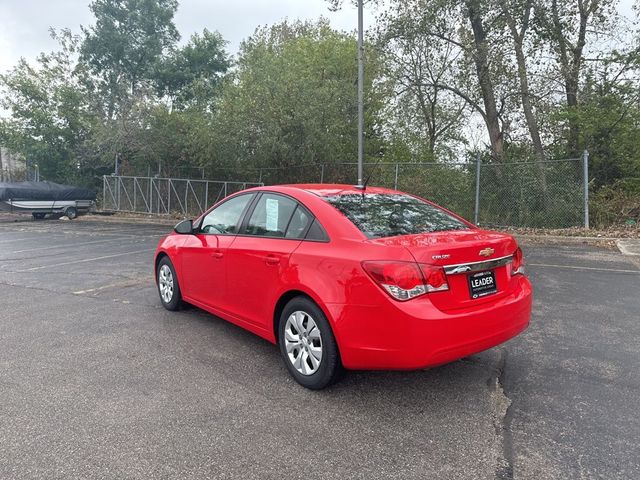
left=479, top=248, right=495, bottom=257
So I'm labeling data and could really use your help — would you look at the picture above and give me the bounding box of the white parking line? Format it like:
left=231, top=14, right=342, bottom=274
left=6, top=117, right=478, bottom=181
left=0, top=236, right=63, bottom=244
left=73, top=283, right=120, bottom=295
left=17, top=249, right=153, bottom=272
left=8, top=237, right=139, bottom=254
left=528, top=262, right=640, bottom=274
left=73, top=276, right=149, bottom=295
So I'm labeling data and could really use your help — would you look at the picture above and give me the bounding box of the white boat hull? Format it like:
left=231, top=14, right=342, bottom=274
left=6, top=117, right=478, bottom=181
left=0, top=199, right=94, bottom=215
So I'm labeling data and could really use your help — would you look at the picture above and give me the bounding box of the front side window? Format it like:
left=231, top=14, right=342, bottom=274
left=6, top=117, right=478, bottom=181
left=200, top=194, right=253, bottom=235
left=324, top=193, right=469, bottom=239
left=244, top=193, right=301, bottom=238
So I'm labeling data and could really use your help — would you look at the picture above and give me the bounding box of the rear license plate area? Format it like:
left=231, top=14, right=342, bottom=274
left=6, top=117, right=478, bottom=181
left=468, top=270, right=497, bottom=299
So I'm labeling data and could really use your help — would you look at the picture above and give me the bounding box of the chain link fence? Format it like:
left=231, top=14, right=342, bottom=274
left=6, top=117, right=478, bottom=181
left=477, top=157, right=588, bottom=228
left=102, top=155, right=589, bottom=228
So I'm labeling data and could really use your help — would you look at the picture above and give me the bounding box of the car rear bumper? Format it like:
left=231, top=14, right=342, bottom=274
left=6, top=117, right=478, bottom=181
left=326, top=275, right=532, bottom=370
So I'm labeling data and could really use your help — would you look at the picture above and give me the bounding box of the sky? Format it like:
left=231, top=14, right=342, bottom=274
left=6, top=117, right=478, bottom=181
left=0, top=0, right=377, bottom=73
left=1, top=0, right=636, bottom=73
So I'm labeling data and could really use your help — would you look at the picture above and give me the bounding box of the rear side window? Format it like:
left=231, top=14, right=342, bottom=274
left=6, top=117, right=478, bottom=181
left=285, top=207, right=312, bottom=239
left=324, top=193, right=468, bottom=239
left=245, top=193, right=298, bottom=238
left=305, top=219, right=329, bottom=242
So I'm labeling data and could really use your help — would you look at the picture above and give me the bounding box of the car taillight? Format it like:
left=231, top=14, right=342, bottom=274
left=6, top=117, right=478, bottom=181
left=512, top=247, right=525, bottom=275
left=419, top=264, right=449, bottom=291
left=362, top=261, right=449, bottom=301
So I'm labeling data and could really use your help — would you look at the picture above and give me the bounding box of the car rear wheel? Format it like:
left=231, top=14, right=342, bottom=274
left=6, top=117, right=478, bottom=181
left=278, top=297, right=342, bottom=389
left=64, top=207, right=78, bottom=219
left=157, top=257, right=182, bottom=311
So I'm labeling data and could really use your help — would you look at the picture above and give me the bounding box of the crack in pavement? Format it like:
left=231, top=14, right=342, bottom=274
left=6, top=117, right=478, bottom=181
left=459, top=351, right=517, bottom=479
left=491, top=348, right=515, bottom=480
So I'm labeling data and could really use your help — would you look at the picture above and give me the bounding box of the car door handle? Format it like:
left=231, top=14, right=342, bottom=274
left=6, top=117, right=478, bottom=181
left=212, top=250, right=224, bottom=259
left=265, top=255, right=280, bottom=266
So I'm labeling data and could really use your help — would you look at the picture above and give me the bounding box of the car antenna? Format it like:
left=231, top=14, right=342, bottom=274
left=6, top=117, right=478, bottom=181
left=355, top=157, right=383, bottom=197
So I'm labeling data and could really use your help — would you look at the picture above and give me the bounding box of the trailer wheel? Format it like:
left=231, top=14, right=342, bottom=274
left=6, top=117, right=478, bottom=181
left=65, top=207, right=78, bottom=219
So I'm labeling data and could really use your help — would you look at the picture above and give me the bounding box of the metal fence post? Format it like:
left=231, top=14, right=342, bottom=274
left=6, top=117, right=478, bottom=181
left=474, top=153, right=482, bottom=225
left=320, top=164, right=325, bottom=184
left=583, top=150, right=590, bottom=229
left=185, top=180, right=189, bottom=215
left=394, top=164, right=399, bottom=190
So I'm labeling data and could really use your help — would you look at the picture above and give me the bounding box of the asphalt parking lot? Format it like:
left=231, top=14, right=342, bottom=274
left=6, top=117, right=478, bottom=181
left=1, top=215, right=639, bottom=480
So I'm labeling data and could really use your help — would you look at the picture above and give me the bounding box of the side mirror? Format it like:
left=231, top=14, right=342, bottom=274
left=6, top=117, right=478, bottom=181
left=174, top=219, right=194, bottom=235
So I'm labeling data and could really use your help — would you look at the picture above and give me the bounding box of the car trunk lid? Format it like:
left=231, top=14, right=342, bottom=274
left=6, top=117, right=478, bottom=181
left=369, top=229, right=518, bottom=311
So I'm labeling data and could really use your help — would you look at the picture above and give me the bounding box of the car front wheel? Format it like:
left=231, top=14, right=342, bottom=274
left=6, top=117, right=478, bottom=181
left=157, top=257, right=182, bottom=311
left=278, top=297, right=342, bottom=389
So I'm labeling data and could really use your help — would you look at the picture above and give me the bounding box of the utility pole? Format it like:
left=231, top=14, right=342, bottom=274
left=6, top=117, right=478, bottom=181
left=474, top=153, right=482, bottom=225
left=357, top=0, right=364, bottom=187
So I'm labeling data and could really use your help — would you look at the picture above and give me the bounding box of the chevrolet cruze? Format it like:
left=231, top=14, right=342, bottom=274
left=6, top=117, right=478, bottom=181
left=154, top=184, right=532, bottom=389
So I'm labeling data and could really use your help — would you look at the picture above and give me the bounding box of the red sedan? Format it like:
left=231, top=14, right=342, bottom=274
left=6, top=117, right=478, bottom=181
left=155, top=184, right=532, bottom=389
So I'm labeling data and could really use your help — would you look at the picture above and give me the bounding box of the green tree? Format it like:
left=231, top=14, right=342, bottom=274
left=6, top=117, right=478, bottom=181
left=80, top=0, right=180, bottom=116
left=373, top=0, right=516, bottom=162
left=576, top=55, right=640, bottom=186
left=155, top=29, right=231, bottom=110
left=377, top=3, right=468, bottom=162
left=535, top=0, right=618, bottom=157
left=0, top=29, right=92, bottom=183
left=212, top=20, right=387, bottom=183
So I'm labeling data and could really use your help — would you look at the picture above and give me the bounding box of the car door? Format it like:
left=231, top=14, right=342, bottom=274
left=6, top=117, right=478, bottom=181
left=225, top=193, right=313, bottom=329
left=180, top=193, right=255, bottom=310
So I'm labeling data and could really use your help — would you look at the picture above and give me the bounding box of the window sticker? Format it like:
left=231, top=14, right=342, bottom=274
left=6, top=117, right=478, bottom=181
left=265, top=198, right=279, bottom=232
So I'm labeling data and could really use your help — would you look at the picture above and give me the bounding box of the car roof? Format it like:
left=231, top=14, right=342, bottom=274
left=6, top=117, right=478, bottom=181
left=267, top=184, right=400, bottom=197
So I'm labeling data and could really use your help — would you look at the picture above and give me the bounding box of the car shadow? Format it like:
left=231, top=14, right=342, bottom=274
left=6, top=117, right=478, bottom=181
left=171, top=302, right=504, bottom=400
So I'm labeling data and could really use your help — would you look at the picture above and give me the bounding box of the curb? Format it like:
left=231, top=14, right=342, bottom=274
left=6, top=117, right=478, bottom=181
left=616, top=239, right=640, bottom=256
left=83, top=214, right=179, bottom=226
left=513, top=234, right=640, bottom=256
left=513, top=234, right=620, bottom=244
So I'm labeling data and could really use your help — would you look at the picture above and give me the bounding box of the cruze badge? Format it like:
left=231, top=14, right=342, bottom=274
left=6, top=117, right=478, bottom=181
left=479, top=248, right=495, bottom=257
left=432, top=254, right=451, bottom=260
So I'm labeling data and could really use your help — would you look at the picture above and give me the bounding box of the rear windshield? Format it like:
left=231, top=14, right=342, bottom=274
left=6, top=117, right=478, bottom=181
left=324, top=193, right=469, bottom=239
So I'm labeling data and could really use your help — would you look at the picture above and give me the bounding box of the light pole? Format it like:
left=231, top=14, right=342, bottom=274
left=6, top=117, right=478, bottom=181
left=357, top=0, right=364, bottom=187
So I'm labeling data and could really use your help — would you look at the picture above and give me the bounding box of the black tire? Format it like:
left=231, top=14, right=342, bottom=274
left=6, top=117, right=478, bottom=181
left=278, top=296, right=343, bottom=389
left=157, top=257, right=183, bottom=311
left=65, top=207, right=78, bottom=219
left=32, top=213, right=46, bottom=220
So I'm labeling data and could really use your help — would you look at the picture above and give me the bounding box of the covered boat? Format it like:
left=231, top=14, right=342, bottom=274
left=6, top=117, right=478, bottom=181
left=0, top=181, right=95, bottom=219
